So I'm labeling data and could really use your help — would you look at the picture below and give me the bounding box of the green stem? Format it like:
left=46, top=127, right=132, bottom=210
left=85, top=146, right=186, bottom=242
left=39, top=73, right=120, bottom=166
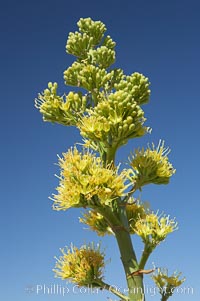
left=96, top=205, right=122, bottom=230
left=139, top=244, right=153, bottom=269
left=114, top=206, right=144, bottom=301
left=96, top=280, right=129, bottom=301
left=100, top=143, right=145, bottom=300
left=161, top=294, right=169, bottom=301
left=106, top=146, right=117, bottom=165
left=91, top=90, right=99, bottom=106
left=115, top=229, right=145, bottom=301
left=122, top=184, right=139, bottom=203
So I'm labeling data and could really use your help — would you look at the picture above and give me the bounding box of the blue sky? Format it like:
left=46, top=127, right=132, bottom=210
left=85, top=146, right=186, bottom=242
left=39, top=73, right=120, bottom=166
left=1, top=0, right=200, bottom=300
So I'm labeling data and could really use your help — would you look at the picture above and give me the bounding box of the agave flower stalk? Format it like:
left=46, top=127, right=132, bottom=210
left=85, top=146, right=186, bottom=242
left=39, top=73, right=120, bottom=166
left=35, top=17, right=185, bottom=301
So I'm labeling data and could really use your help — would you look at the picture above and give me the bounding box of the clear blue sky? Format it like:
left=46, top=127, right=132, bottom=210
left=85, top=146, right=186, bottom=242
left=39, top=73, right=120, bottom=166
left=1, top=0, right=200, bottom=300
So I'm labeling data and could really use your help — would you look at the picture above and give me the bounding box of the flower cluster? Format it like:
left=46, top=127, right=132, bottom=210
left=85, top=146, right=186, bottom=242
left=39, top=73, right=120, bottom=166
left=80, top=210, right=114, bottom=236
left=152, top=268, right=185, bottom=299
left=129, top=140, right=176, bottom=188
left=54, top=243, right=105, bottom=286
left=77, top=18, right=107, bottom=45
left=134, top=212, right=178, bottom=249
left=66, top=17, right=115, bottom=68
left=64, top=62, right=114, bottom=91
left=114, top=72, right=150, bottom=105
left=64, top=17, right=117, bottom=90
left=87, top=46, right=115, bottom=68
left=126, top=200, right=147, bottom=234
left=36, top=17, right=151, bottom=150
left=66, top=18, right=107, bottom=58
left=35, top=82, right=87, bottom=126
left=52, top=147, right=129, bottom=210
left=79, top=88, right=148, bottom=150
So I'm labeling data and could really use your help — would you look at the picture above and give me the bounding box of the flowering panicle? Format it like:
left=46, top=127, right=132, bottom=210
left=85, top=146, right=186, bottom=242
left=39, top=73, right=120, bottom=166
left=35, top=17, right=183, bottom=301
left=52, top=147, right=129, bottom=210
left=129, top=140, right=176, bottom=188
left=152, top=268, right=185, bottom=299
left=36, top=17, right=151, bottom=149
left=54, top=243, right=105, bottom=286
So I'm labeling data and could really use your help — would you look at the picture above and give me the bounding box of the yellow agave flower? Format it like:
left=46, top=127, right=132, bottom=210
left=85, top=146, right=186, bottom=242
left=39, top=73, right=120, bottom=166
left=54, top=243, right=105, bottom=286
left=152, top=268, right=185, bottom=298
left=80, top=210, right=114, bottom=236
left=134, top=212, right=178, bottom=247
left=79, top=115, right=110, bottom=141
left=52, top=147, right=128, bottom=210
left=126, top=200, right=147, bottom=234
left=79, top=93, right=147, bottom=147
left=130, top=140, right=176, bottom=188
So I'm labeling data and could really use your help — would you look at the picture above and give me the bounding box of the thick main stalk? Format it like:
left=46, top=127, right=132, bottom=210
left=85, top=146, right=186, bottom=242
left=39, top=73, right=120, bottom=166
left=105, top=147, right=145, bottom=301
left=115, top=219, right=144, bottom=300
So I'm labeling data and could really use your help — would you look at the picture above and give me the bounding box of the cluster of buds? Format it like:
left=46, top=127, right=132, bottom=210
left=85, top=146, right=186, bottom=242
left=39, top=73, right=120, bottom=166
left=114, top=72, right=150, bottom=105
left=152, top=268, right=185, bottom=299
left=134, top=212, right=178, bottom=249
left=87, top=46, right=115, bottom=68
left=66, top=17, right=115, bottom=64
left=54, top=243, right=105, bottom=286
left=36, top=17, right=151, bottom=152
left=65, top=17, right=117, bottom=91
left=129, top=140, right=176, bottom=188
left=63, top=17, right=151, bottom=151
left=72, top=18, right=106, bottom=49
left=52, top=147, right=129, bottom=210
left=35, top=82, right=87, bottom=126
left=64, top=62, right=113, bottom=91
left=65, top=17, right=119, bottom=72
left=66, top=31, right=95, bottom=59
